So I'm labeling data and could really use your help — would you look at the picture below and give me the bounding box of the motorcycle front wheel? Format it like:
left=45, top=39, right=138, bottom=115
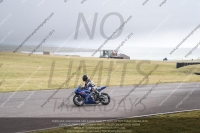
left=73, top=95, right=85, bottom=106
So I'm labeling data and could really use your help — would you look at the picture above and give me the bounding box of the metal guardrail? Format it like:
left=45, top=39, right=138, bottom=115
left=176, top=62, right=200, bottom=68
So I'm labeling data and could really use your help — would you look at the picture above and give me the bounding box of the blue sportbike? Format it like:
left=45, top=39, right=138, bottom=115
left=73, top=84, right=110, bottom=106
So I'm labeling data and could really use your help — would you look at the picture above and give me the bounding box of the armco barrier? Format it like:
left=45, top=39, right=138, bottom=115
left=176, top=62, right=200, bottom=68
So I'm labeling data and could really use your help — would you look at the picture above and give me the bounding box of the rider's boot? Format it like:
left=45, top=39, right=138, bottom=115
left=95, top=90, right=100, bottom=97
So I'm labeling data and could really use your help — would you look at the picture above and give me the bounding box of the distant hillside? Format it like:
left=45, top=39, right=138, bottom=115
left=0, top=45, right=95, bottom=52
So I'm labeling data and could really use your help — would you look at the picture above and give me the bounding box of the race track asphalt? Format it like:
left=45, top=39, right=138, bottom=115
left=0, top=82, right=200, bottom=133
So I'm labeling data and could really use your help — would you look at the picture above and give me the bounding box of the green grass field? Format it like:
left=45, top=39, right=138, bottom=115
left=34, top=110, right=200, bottom=133
left=0, top=52, right=200, bottom=92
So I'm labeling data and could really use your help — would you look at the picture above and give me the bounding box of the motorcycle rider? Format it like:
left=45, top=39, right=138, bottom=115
left=82, top=75, right=99, bottom=102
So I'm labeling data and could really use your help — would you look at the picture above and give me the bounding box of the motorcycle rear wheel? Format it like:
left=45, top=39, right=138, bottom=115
left=100, top=93, right=110, bottom=105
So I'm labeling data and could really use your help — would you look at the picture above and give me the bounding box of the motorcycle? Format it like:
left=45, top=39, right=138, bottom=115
left=73, top=84, right=110, bottom=106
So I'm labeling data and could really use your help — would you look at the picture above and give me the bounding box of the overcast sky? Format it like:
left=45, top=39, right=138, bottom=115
left=0, top=0, right=200, bottom=51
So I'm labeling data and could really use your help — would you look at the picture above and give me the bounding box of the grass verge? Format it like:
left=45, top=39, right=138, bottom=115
left=0, top=52, right=200, bottom=92
left=34, top=110, right=200, bottom=133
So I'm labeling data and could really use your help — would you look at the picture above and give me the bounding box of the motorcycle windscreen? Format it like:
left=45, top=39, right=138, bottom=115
left=74, top=86, right=82, bottom=93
